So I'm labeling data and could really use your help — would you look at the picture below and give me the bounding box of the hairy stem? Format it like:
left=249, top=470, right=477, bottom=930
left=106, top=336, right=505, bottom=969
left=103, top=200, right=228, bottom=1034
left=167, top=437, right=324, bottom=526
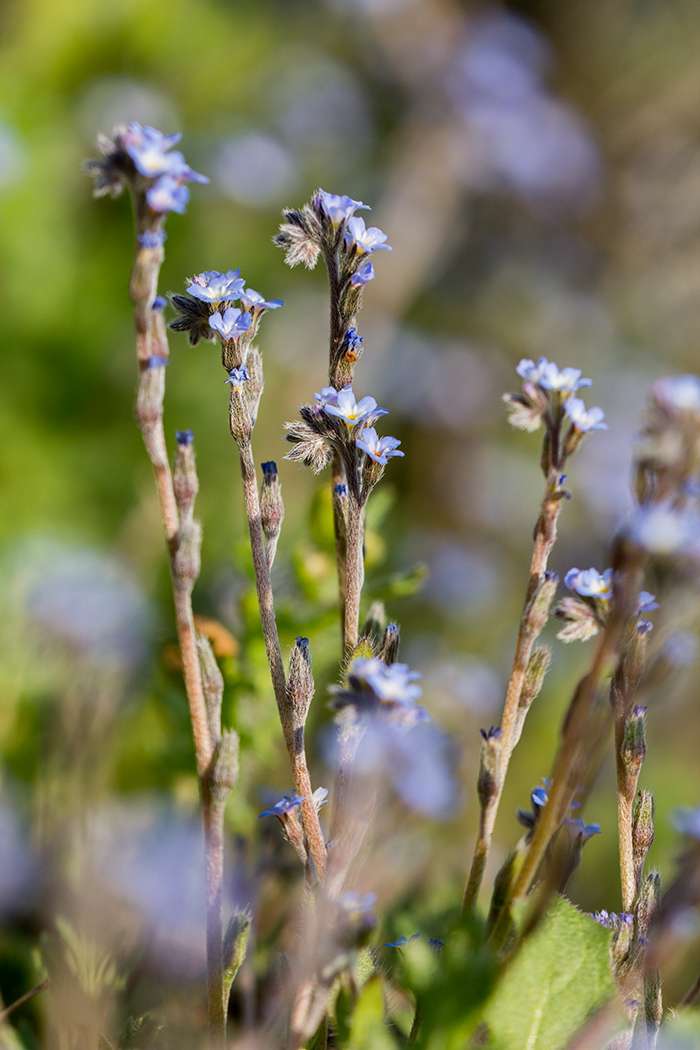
left=344, top=491, right=365, bottom=655
left=462, top=475, right=562, bottom=913
left=203, top=790, right=226, bottom=1050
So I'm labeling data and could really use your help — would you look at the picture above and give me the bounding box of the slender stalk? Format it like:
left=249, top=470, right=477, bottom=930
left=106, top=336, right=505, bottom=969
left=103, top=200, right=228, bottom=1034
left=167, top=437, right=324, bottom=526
left=462, top=477, right=562, bottom=913
left=344, top=491, right=365, bottom=655
left=615, top=717, right=637, bottom=914
left=237, top=437, right=327, bottom=878
left=0, top=979, right=50, bottom=1022
left=331, top=451, right=348, bottom=640
left=203, top=790, right=227, bottom=1050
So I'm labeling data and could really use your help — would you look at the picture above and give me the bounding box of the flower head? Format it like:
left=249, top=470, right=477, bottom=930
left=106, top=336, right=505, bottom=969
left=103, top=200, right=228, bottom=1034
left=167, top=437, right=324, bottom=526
left=323, top=385, right=388, bottom=427
left=564, top=567, right=614, bottom=599
left=653, top=374, right=700, bottom=415
left=565, top=818, right=601, bottom=843
left=356, top=427, right=404, bottom=465
left=187, top=270, right=246, bottom=305
left=259, top=793, right=305, bottom=819
left=209, top=306, right=252, bottom=340
left=122, top=123, right=208, bottom=184
left=351, top=260, right=376, bottom=287
left=385, top=933, right=420, bottom=948
left=146, top=175, right=190, bottom=214
left=315, top=189, right=369, bottom=225
left=352, top=658, right=423, bottom=705
left=345, top=216, right=392, bottom=254
left=239, top=288, right=284, bottom=313
left=565, top=397, right=607, bottom=432
left=225, top=366, right=250, bottom=387
left=516, top=356, right=592, bottom=393
left=175, top=429, right=194, bottom=445
left=313, top=387, right=341, bottom=409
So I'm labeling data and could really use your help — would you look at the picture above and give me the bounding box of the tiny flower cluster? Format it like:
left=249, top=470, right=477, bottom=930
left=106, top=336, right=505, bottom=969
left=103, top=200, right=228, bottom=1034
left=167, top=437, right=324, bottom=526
left=84, top=123, right=208, bottom=216
left=590, top=910, right=634, bottom=931
left=330, top=657, right=428, bottom=728
left=286, top=384, right=403, bottom=500
left=170, top=268, right=283, bottom=352
left=503, top=356, right=607, bottom=477
left=555, top=567, right=659, bottom=643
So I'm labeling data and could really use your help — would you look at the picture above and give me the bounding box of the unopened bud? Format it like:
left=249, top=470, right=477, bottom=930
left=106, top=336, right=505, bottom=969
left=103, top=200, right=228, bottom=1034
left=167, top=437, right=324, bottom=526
left=519, top=646, right=552, bottom=715
left=636, top=870, right=661, bottom=939
left=173, top=521, right=202, bottom=588
left=244, top=346, right=264, bottom=427
left=380, top=622, right=400, bottom=666
left=210, top=728, right=240, bottom=804
left=223, top=906, right=252, bottom=1008
left=622, top=706, right=647, bottom=780
left=633, top=790, right=655, bottom=890
left=487, top=842, right=525, bottom=931
left=361, top=601, right=385, bottom=647
left=260, top=461, right=284, bottom=569
left=197, top=633, right=224, bottom=745
left=526, top=572, right=559, bottom=637
left=288, top=637, right=314, bottom=730
left=478, top=727, right=502, bottom=809
left=173, top=432, right=199, bottom=527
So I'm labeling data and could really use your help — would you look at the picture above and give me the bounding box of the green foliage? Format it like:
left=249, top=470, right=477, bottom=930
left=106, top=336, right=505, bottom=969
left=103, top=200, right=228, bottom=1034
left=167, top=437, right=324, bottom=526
left=481, top=896, right=616, bottom=1050
left=337, top=976, right=396, bottom=1050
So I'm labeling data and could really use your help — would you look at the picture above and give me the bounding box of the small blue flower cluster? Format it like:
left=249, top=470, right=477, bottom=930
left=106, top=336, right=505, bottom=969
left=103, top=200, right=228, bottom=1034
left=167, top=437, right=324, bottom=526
left=562, top=567, right=659, bottom=637
left=312, top=384, right=403, bottom=466
left=331, top=657, right=428, bottom=727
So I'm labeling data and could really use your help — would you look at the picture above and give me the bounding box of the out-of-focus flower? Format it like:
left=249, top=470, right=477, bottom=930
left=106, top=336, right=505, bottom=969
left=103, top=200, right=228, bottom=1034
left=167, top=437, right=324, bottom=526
left=146, top=175, right=190, bottom=214
left=351, top=657, right=423, bottom=705
left=653, top=374, right=700, bottom=415
left=591, top=911, right=633, bottom=930
left=516, top=356, right=591, bottom=393
left=565, top=818, right=601, bottom=842
left=122, top=123, right=208, bottom=183
left=187, top=270, right=246, bottom=304
left=636, top=591, right=660, bottom=614
left=351, top=260, right=375, bottom=286
left=225, top=366, right=250, bottom=387
left=209, top=307, right=252, bottom=340
left=385, top=933, right=420, bottom=948
left=565, top=397, right=607, bottom=432
left=259, top=793, right=306, bottom=819
left=175, top=429, right=194, bottom=445
left=340, top=891, right=377, bottom=917
left=238, top=288, right=284, bottom=313
left=345, top=216, right=392, bottom=253
left=323, top=385, right=388, bottom=427
left=356, top=427, right=404, bottom=465
left=564, top=567, right=613, bottom=599
left=315, top=189, right=369, bottom=225
left=312, top=787, right=329, bottom=810
left=343, top=327, right=363, bottom=355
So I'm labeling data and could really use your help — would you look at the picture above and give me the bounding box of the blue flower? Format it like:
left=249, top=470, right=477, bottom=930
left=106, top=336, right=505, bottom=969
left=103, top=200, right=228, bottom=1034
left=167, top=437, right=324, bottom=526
left=654, top=374, right=700, bottom=414
left=315, top=189, right=369, bottom=225
left=122, top=124, right=208, bottom=184
left=636, top=591, right=659, bottom=614
left=384, top=933, right=420, bottom=948
left=345, top=217, right=392, bottom=253
left=564, top=567, right=614, bottom=599
left=429, top=938, right=445, bottom=953
left=187, top=270, right=246, bottom=305
left=239, top=288, right=284, bottom=313
left=351, top=260, right=376, bottom=287
left=152, top=295, right=168, bottom=311
left=565, top=818, right=601, bottom=842
left=591, top=911, right=633, bottom=930
left=344, top=327, right=364, bottom=354
left=323, top=386, right=388, bottom=427
left=225, top=366, right=250, bottom=387
left=351, top=657, right=423, bottom=705
left=210, top=307, right=252, bottom=340
left=146, top=175, right=190, bottom=214
left=340, top=891, right=377, bottom=916
left=564, top=397, right=607, bottom=432
left=356, top=427, right=404, bottom=465
left=516, top=356, right=592, bottom=393
left=259, top=793, right=305, bottom=819
left=138, top=230, right=166, bottom=248
left=175, top=430, right=194, bottom=445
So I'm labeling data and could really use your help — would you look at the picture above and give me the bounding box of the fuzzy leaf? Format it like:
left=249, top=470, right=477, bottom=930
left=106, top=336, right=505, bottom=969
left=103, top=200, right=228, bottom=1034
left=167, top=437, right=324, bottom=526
left=340, top=976, right=395, bottom=1050
left=482, top=896, right=616, bottom=1050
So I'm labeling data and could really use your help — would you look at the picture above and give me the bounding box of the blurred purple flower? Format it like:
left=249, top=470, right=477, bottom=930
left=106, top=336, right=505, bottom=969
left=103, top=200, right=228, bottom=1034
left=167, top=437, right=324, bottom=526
left=516, top=356, right=591, bottom=392
left=653, top=374, right=700, bottom=415
left=564, top=567, right=613, bottom=599
left=259, top=793, right=305, bottom=819
left=565, top=397, right=607, bottom=432
left=385, top=933, right=420, bottom=948
left=316, top=189, right=369, bottom=224
left=350, top=657, right=423, bottom=705
left=356, top=427, right=404, bottom=465
left=146, top=175, right=189, bottom=214
left=123, top=123, right=208, bottom=184
left=225, top=366, right=250, bottom=387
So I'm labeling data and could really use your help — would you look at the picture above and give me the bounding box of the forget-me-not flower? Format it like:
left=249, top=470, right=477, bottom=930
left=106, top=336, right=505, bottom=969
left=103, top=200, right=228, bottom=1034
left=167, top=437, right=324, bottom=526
left=654, top=374, right=700, bottom=414
left=351, top=657, right=423, bottom=705
left=516, top=356, right=592, bottom=393
left=225, top=366, right=250, bottom=387
left=351, top=260, right=376, bottom=286
left=565, top=397, right=607, bottom=432
left=187, top=270, right=246, bottom=304
left=345, top=217, right=392, bottom=254
left=315, top=189, right=369, bottom=225
left=122, top=124, right=208, bottom=184
left=209, top=307, right=252, bottom=340
left=384, top=933, right=420, bottom=948
left=313, top=387, right=340, bottom=409
left=323, top=386, right=388, bottom=427
left=356, top=427, right=404, bottom=465
left=259, top=793, right=305, bottom=819
left=239, top=288, right=284, bottom=313
left=146, top=176, right=190, bottom=215
left=564, top=567, right=614, bottom=599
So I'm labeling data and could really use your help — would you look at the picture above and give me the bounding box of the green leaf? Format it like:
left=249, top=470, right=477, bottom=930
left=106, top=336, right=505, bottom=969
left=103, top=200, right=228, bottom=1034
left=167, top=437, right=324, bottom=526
left=482, top=895, right=616, bottom=1050
left=340, top=976, right=395, bottom=1050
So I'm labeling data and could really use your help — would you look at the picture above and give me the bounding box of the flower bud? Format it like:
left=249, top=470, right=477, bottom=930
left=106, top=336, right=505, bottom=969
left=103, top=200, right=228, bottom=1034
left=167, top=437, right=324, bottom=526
left=244, top=345, right=264, bottom=427
left=173, top=431, right=198, bottom=527
left=173, top=521, right=202, bottom=589
left=633, top=790, right=655, bottom=890
left=380, top=622, right=400, bottom=666
left=361, top=601, right=385, bottom=647
left=518, top=646, right=552, bottom=716
left=636, top=870, right=661, bottom=939
left=197, top=632, right=223, bottom=745
left=622, top=706, right=647, bottom=782
left=210, top=728, right=240, bottom=804
left=288, top=637, right=314, bottom=730
left=525, top=572, right=559, bottom=637
left=477, top=727, right=502, bottom=809
left=223, top=906, right=252, bottom=1009
left=260, top=461, right=284, bottom=569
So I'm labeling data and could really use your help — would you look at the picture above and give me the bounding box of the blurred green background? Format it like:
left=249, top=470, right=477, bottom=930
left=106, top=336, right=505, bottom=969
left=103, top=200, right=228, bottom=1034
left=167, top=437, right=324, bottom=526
left=3, top=0, right=700, bottom=1043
